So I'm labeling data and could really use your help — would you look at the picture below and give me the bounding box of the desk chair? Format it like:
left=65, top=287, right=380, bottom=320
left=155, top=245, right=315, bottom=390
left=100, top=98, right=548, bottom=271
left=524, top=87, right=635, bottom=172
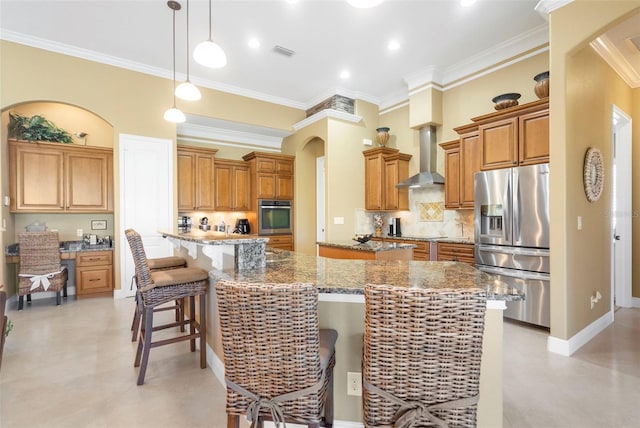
left=125, top=229, right=209, bottom=385
left=17, top=232, right=68, bottom=310
left=363, top=284, right=487, bottom=428
left=215, top=280, right=337, bottom=428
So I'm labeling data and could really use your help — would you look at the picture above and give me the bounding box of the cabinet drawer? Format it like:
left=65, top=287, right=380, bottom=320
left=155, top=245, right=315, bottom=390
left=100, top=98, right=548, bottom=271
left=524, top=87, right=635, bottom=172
left=76, top=266, right=113, bottom=294
left=437, top=242, right=474, bottom=264
left=266, top=235, right=294, bottom=251
left=76, top=251, right=112, bottom=266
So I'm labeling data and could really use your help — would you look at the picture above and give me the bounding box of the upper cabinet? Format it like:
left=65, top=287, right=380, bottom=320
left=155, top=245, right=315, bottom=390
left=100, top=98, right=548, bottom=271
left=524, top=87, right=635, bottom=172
left=440, top=140, right=461, bottom=209
left=474, top=99, right=549, bottom=171
left=363, top=147, right=412, bottom=211
left=177, top=145, right=217, bottom=212
left=243, top=152, right=295, bottom=201
left=214, top=159, right=250, bottom=211
left=9, top=140, right=113, bottom=213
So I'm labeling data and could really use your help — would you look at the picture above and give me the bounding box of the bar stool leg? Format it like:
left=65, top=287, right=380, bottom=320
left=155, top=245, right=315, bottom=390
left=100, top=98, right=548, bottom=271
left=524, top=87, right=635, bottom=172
left=189, top=296, right=196, bottom=353
left=199, top=293, right=206, bottom=368
left=227, top=415, right=239, bottom=428
left=18, top=295, right=24, bottom=311
left=137, top=306, right=154, bottom=385
left=56, top=291, right=61, bottom=306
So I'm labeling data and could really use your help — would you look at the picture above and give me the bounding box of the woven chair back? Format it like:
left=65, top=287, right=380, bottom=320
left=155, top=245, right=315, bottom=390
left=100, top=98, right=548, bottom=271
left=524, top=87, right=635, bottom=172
left=215, top=280, right=326, bottom=420
left=18, top=232, right=62, bottom=275
left=124, top=229, right=153, bottom=289
left=363, top=284, right=487, bottom=427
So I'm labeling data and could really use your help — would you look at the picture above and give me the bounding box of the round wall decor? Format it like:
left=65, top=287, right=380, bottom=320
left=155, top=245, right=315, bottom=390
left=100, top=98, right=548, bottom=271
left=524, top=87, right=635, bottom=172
left=583, top=147, right=604, bottom=203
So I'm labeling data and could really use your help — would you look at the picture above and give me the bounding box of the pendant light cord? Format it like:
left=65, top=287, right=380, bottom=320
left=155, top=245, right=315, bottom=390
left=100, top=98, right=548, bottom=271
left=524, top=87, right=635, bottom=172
left=208, top=0, right=213, bottom=41
left=186, top=0, right=190, bottom=80
left=172, top=6, right=177, bottom=105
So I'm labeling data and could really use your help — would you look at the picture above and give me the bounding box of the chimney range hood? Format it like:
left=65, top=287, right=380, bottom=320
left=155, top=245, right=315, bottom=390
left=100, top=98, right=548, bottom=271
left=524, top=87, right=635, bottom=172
left=396, top=125, right=444, bottom=188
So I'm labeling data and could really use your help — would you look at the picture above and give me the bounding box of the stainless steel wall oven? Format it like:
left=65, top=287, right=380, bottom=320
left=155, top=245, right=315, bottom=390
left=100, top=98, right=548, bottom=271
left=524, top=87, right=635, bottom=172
left=258, top=199, right=292, bottom=235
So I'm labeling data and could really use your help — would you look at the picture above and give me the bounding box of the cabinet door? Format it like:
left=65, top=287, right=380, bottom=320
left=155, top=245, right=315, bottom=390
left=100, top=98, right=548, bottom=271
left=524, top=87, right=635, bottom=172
left=66, top=152, right=111, bottom=211
left=383, top=159, right=409, bottom=210
left=519, top=110, right=549, bottom=165
left=443, top=146, right=460, bottom=209
left=195, top=153, right=215, bottom=210
left=364, top=154, right=384, bottom=210
left=214, top=163, right=233, bottom=211
left=177, top=151, right=196, bottom=211
left=276, top=175, right=293, bottom=200
left=459, top=132, right=481, bottom=208
left=233, top=165, right=251, bottom=210
left=480, top=117, right=517, bottom=170
left=11, top=146, right=64, bottom=211
left=256, top=173, right=276, bottom=199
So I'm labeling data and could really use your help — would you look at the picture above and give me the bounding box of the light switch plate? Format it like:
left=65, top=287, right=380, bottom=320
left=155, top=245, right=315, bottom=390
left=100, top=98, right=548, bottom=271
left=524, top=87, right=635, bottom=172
left=334, top=217, right=345, bottom=225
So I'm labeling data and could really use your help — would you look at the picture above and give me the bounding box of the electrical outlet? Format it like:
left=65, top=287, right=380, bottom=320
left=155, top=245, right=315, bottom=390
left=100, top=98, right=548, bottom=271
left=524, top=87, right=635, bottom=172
left=77, top=228, right=83, bottom=237
left=347, top=371, right=362, bottom=396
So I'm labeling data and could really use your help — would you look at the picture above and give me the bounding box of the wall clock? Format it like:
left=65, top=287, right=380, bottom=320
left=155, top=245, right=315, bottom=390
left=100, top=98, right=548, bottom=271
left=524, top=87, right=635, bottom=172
left=583, top=147, right=604, bottom=203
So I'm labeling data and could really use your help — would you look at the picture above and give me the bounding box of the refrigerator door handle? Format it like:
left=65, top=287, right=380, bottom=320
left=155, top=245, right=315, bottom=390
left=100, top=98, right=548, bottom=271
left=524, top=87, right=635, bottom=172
left=477, top=244, right=550, bottom=257
left=513, top=168, right=520, bottom=245
left=504, top=170, right=512, bottom=243
left=477, top=265, right=550, bottom=281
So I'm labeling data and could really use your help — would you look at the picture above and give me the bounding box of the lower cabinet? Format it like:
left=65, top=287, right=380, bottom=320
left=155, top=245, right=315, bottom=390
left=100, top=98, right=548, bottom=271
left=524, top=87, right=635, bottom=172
left=372, top=238, right=430, bottom=261
left=436, top=242, right=475, bottom=265
left=75, top=251, right=113, bottom=298
left=266, top=235, right=294, bottom=251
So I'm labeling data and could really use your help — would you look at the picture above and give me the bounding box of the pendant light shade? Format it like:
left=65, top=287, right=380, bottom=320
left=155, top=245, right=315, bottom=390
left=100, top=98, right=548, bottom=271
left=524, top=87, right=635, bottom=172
left=176, top=0, right=201, bottom=101
left=194, top=0, right=227, bottom=68
left=165, top=1, right=186, bottom=123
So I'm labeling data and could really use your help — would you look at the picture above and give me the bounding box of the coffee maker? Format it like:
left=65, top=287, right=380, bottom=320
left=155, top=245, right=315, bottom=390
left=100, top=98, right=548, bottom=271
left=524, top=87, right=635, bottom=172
left=235, top=218, right=250, bottom=234
left=389, top=217, right=402, bottom=237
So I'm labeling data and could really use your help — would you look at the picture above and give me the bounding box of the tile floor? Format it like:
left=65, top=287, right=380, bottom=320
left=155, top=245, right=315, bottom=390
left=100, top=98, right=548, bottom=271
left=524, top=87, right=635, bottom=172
left=1, top=296, right=639, bottom=427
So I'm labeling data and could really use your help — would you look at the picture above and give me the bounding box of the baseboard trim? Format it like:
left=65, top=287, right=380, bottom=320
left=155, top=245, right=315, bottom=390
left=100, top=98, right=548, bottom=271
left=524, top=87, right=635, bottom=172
left=632, top=297, right=640, bottom=308
left=547, top=309, right=614, bottom=356
left=206, top=344, right=364, bottom=427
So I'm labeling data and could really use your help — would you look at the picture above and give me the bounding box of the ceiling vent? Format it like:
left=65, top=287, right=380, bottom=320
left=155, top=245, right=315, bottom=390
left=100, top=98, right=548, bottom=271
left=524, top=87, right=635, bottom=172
left=273, top=45, right=295, bottom=57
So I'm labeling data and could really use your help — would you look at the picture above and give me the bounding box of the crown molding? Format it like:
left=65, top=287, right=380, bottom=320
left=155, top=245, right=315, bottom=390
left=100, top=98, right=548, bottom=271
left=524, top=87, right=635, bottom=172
left=0, top=29, right=306, bottom=110
left=292, top=109, right=362, bottom=132
left=590, top=36, right=640, bottom=89
left=304, top=87, right=380, bottom=111
left=535, top=0, right=573, bottom=19
left=177, top=119, right=291, bottom=151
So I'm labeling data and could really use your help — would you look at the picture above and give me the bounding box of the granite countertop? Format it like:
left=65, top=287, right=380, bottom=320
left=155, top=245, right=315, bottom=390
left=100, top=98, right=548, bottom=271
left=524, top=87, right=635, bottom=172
left=209, top=249, right=523, bottom=301
left=375, top=235, right=475, bottom=244
left=317, top=240, right=416, bottom=252
left=160, top=229, right=269, bottom=245
left=5, top=241, right=113, bottom=256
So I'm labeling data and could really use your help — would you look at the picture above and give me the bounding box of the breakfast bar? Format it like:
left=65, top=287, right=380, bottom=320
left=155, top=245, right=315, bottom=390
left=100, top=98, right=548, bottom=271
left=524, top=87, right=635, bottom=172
left=164, top=231, right=522, bottom=427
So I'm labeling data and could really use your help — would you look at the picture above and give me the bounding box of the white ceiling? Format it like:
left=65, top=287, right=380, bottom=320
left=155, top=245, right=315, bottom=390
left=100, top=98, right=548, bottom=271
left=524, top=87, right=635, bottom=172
left=0, top=0, right=549, bottom=110
left=1, top=0, right=638, bottom=112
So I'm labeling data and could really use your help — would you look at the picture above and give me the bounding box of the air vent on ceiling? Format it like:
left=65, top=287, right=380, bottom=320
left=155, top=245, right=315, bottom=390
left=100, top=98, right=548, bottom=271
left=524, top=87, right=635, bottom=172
left=273, top=45, right=295, bottom=57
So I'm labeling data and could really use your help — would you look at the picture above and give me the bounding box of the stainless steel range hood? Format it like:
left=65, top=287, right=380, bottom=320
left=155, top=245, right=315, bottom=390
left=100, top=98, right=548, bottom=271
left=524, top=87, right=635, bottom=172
left=396, top=125, right=444, bottom=187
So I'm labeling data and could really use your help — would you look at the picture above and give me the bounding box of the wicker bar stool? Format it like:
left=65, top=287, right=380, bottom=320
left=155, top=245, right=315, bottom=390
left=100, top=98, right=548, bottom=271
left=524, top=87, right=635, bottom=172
left=129, top=255, right=187, bottom=342
left=215, top=280, right=337, bottom=428
left=125, top=229, right=209, bottom=385
left=17, top=232, right=68, bottom=310
left=362, top=284, right=487, bottom=428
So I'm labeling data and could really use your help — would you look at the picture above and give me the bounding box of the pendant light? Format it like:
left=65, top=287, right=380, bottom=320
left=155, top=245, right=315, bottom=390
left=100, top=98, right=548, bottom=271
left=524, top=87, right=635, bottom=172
left=193, top=0, right=227, bottom=68
left=164, top=1, right=186, bottom=123
left=175, top=0, right=201, bottom=101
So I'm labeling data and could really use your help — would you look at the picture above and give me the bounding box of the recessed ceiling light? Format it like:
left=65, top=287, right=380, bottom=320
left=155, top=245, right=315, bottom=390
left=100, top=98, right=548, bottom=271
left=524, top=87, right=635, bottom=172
left=460, top=0, right=477, bottom=7
left=347, top=0, right=384, bottom=8
left=388, top=40, right=400, bottom=51
left=248, top=38, right=260, bottom=49
left=340, top=70, right=351, bottom=79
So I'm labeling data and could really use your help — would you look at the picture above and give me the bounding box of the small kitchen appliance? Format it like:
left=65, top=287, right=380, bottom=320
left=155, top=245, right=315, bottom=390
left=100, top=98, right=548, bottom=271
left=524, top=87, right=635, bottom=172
left=199, top=217, right=211, bottom=231
left=389, top=217, right=402, bottom=237
left=235, top=218, right=250, bottom=234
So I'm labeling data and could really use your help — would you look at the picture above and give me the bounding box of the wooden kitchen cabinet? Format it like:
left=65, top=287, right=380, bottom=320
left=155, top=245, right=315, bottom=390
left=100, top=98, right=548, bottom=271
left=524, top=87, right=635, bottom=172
left=9, top=140, right=113, bottom=213
left=267, top=234, right=294, bottom=251
left=214, top=159, right=250, bottom=211
left=372, top=237, right=431, bottom=261
left=519, top=108, right=549, bottom=165
left=479, top=117, right=518, bottom=170
left=243, top=152, right=294, bottom=201
left=76, top=250, right=113, bottom=298
left=437, top=242, right=475, bottom=265
left=440, top=140, right=460, bottom=209
left=363, top=147, right=411, bottom=211
left=177, top=146, right=218, bottom=211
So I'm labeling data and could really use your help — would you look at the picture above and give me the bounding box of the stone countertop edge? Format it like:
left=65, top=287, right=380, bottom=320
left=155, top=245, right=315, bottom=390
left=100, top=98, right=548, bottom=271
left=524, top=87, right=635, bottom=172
left=317, top=241, right=417, bottom=252
left=375, top=235, right=474, bottom=244
left=159, top=230, right=270, bottom=245
left=5, top=243, right=114, bottom=256
left=209, top=249, right=524, bottom=302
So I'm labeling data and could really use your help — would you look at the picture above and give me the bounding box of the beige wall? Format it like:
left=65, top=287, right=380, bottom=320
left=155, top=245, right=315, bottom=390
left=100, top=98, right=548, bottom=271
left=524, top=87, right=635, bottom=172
left=550, top=0, right=640, bottom=339
left=633, top=87, right=640, bottom=297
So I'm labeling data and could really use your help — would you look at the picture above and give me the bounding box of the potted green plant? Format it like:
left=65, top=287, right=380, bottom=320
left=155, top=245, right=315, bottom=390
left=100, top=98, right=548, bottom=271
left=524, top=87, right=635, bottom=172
left=8, top=111, right=73, bottom=143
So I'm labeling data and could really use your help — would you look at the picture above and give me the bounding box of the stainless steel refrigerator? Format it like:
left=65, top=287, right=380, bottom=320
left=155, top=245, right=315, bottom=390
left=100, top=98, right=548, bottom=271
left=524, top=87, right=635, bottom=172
left=474, top=163, right=550, bottom=328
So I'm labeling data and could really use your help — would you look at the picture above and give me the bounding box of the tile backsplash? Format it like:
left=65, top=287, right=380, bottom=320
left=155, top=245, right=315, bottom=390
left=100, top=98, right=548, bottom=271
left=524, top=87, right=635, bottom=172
left=356, top=187, right=474, bottom=239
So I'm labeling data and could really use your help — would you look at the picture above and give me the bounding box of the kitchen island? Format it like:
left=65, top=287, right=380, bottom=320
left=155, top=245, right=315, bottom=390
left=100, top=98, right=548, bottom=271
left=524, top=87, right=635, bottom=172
left=317, top=240, right=416, bottom=260
left=165, top=231, right=521, bottom=427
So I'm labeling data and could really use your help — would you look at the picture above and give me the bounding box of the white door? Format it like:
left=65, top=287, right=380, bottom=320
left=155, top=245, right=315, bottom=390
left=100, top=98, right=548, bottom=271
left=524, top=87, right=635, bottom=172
left=611, top=105, right=632, bottom=308
left=118, top=134, right=174, bottom=298
left=316, top=156, right=325, bottom=245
